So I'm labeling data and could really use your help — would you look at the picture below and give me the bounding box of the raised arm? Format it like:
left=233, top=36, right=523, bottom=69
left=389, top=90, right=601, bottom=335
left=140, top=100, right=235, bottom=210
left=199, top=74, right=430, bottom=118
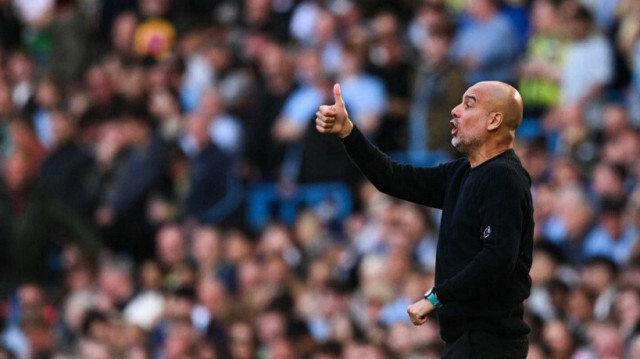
left=316, top=84, right=449, bottom=208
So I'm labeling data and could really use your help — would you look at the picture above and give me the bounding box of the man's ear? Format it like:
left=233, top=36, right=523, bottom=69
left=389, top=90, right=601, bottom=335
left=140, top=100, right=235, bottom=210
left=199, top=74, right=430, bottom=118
left=487, top=112, right=503, bottom=131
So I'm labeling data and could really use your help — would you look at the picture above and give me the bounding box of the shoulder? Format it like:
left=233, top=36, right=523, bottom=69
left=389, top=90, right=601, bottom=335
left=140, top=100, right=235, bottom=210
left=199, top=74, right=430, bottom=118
left=477, top=155, right=531, bottom=190
left=438, top=156, right=470, bottom=179
left=443, top=156, right=469, bottom=171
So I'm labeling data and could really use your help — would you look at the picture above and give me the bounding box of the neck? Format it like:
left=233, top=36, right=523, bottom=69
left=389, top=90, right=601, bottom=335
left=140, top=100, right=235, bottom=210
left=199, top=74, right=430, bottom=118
left=468, top=143, right=513, bottom=168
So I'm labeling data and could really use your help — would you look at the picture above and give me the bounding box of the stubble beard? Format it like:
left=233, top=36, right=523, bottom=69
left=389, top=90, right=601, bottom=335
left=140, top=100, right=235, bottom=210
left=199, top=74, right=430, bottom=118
left=452, top=134, right=482, bottom=155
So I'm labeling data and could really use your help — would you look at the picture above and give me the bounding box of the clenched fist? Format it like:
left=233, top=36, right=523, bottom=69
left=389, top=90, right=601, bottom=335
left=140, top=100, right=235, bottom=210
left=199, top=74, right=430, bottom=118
left=407, top=298, right=436, bottom=326
left=316, top=83, right=353, bottom=138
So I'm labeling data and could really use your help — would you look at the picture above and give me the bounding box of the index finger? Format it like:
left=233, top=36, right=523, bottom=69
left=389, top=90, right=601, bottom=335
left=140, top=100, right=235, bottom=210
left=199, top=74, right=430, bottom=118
left=319, top=105, right=336, bottom=115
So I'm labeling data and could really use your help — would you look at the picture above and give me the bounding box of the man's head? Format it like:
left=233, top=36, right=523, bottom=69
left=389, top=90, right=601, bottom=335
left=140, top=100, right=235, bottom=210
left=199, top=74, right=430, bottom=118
left=468, top=0, right=501, bottom=21
left=569, top=5, right=593, bottom=41
left=450, top=81, right=523, bottom=155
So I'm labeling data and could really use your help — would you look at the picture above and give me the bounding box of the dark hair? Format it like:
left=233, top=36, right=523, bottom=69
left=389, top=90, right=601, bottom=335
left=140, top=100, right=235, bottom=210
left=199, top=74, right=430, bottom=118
left=430, top=18, right=457, bottom=42
left=584, top=255, right=618, bottom=274
left=572, top=4, right=593, bottom=24
left=598, top=196, right=627, bottom=216
left=534, top=239, right=566, bottom=264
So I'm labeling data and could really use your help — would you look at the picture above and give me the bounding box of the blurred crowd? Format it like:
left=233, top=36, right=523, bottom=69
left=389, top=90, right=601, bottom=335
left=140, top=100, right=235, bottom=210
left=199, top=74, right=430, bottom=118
left=1, top=0, right=640, bottom=358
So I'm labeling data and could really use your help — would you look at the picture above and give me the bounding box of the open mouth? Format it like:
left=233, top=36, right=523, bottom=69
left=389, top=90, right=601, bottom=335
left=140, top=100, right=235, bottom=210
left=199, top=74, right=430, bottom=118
left=450, top=120, right=458, bottom=136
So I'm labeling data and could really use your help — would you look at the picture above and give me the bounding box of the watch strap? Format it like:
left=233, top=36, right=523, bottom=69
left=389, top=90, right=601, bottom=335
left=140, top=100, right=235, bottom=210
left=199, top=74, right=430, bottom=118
left=425, top=289, right=443, bottom=308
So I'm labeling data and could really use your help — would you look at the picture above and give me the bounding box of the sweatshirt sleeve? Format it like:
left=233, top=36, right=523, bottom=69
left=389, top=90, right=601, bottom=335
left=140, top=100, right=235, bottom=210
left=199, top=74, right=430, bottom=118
left=434, top=165, right=527, bottom=303
left=341, top=125, right=448, bottom=209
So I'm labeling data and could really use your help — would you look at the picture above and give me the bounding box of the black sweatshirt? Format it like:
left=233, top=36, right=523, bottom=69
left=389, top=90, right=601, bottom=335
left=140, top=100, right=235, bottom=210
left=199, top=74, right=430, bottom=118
left=341, top=126, right=533, bottom=342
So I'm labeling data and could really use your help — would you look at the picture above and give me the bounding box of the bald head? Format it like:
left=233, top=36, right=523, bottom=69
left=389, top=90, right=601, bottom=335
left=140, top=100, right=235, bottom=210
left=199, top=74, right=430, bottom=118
left=474, top=81, right=523, bottom=131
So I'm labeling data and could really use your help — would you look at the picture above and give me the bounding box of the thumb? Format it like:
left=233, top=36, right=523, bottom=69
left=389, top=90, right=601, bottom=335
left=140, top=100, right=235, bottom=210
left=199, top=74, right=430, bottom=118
left=333, top=83, right=344, bottom=107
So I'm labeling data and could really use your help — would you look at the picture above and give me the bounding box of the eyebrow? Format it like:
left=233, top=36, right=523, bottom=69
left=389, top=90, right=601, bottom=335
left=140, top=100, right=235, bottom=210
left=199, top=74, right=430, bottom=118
left=464, top=95, right=477, bottom=103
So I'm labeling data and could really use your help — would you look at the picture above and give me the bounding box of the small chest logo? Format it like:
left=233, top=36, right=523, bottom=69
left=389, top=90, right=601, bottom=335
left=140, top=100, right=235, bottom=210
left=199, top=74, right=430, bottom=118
left=483, top=226, right=491, bottom=238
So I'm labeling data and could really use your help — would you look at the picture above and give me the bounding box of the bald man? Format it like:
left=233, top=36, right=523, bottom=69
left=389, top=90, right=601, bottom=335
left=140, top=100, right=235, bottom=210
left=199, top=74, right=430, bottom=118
left=316, top=81, right=533, bottom=358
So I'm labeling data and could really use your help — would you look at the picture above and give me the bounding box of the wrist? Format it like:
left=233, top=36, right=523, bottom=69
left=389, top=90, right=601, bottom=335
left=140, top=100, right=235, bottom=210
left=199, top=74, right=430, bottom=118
left=424, top=288, right=443, bottom=309
left=338, top=119, right=354, bottom=138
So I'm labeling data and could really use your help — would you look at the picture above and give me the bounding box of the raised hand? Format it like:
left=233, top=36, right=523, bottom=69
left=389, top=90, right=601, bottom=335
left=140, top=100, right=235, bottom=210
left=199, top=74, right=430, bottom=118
left=316, top=83, right=353, bottom=138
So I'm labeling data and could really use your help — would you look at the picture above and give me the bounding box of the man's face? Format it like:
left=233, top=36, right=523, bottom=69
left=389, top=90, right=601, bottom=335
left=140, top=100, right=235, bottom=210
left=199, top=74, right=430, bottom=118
left=450, top=85, right=491, bottom=154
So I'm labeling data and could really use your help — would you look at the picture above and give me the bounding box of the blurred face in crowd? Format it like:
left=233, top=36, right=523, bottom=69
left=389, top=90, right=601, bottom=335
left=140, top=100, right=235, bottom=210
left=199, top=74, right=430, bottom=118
left=7, top=51, right=32, bottom=83
left=421, top=33, right=450, bottom=65
left=244, top=0, right=271, bottom=26
left=51, top=109, right=75, bottom=146
left=592, top=164, right=625, bottom=199
left=387, top=322, right=414, bottom=356
left=543, top=320, right=574, bottom=357
left=191, top=226, right=221, bottom=270
left=224, top=230, right=254, bottom=264
left=613, top=288, right=640, bottom=330
left=527, top=342, right=548, bottom=359
left=185, top=112, right=211, bottom=149
left=0, top=80, right=13, bottom=115
left=149, top=87, right=179, bottom=119
left=554, top=185, right=593, bottom=238
left=198, top=88, right=224, bottom=119
left=79, top=339, right=111, bottom=359
left=86, top=67, right=114, bottom=104
left=156, top=224, right=186, bottom=268
left=229, top=321, right=255, bottom=359
left=112, top=12, right=139, bottom=54
left=165, top=293, right=193, bottom=320
left=257, top=310, right=287, bottom=345
left=602, top=104, right=629, bottom=139
left=118, top=66, right=147, bottom=101
left=163, top=321, right=195, bottom=359
left=315, top=10, right=337, bottom=44
left=587, top=321, right=623, bottom=359
left=339, top=49, right=365, bottom=77
left=35, top=78, right=60, bottom=108
left=269, top=338, right=296, bottom=359
left=296, top=49, right=323, bottom=85
left=567, top=287, right=594, bottom=324
left=5, top=150, right=34, bottom=192
left=206, top=43, right=233, bottom=72
left=196, top=277, right=227, bottom=313
left=140, top=260, right=163, bottom=291
left=139, top=0, right=170, bottom=18
left=569, top=16, right=590, bottom=40
left=531, top=0, right=560, bottom=33
left=259, top=42, right=293, bottom=84
left=468, top=0, right=498, bottom=20
left=306, top=259, right=332, bottom=289
left=581, top=263, right=614, bottom=295
left=530, top=249, right=557, bottom=285
left=98, top=263, right=134, bottom=306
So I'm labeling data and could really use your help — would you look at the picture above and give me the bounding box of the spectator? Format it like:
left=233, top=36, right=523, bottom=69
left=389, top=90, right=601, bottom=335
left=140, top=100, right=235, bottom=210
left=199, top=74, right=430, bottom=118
left=450, top=0, right=520, bottom=84
left=182, top=111, right=242, bottom=225
left=518, top=0, right=566, bottom=122
left=38, top=106, right=94, bottom=216
left=560, top=4, right=614, bottom=127
left=48, top=0, right=93, bottom=85
left=336, top=42, right=387, bottom=139
left=408, top=18, right=466, bottom=155
left=0, top=149, right=101, bottom=291
left=583, top=197, right=638, bottom=266
left=94, top=103, right=169, bottom=259
left=581, top=256, right=619, bottom=320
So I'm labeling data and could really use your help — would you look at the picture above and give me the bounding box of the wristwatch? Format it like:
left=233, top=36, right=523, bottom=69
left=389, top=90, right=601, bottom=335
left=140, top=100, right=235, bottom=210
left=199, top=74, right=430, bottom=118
left=424, top=288, right=443, bottom=308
